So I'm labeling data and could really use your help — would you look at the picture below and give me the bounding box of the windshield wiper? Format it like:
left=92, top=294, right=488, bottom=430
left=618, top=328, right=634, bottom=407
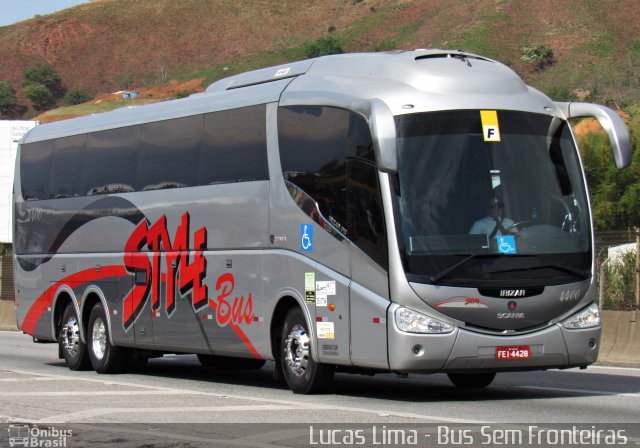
left=487, top=264, right=589, bottom=280
left=429, top=254, right=481, bottom=283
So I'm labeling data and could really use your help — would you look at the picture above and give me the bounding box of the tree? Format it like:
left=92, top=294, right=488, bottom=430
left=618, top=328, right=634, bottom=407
left=0, top=81, right=16, bottom=112
left=521, top=44, right=554, bottom=72
left=64, top=89, right=92, bottom=105
left=303, top=36, right=344, bottom=58
left=24, top=83, right=55, bottom=109
left=22, top=61, right=62, bottom=93
left=22, top=61, right=65, bottom=109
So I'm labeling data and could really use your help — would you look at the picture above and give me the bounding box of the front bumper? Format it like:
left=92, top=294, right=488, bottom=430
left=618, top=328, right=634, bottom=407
left=387, top=307, right=600, bottom=372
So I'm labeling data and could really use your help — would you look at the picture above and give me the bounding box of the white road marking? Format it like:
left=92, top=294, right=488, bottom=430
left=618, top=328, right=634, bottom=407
left=516, top=385, right=640, bottom=398
left=38, top=405, right=312, bottom=424
left=8, top=368, right=488, bottom=424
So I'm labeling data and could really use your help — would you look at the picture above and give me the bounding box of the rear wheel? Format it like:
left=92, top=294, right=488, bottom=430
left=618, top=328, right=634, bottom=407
left=447, top=372, right=496, bottom=388
left=87, top=303, right=130, bottom=373
left=197, top=354, right=265, bottom=370
left=59, top=303, right=91, bottom=371
left=280, top=307, right=334, bottom=394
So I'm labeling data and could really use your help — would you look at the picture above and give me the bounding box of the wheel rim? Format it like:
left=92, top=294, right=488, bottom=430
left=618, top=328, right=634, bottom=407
left=284, top=324, right=309, bottom=377
left=91, top=317, right=107, bottom=361
left=62, top=316, right=81, bottom=356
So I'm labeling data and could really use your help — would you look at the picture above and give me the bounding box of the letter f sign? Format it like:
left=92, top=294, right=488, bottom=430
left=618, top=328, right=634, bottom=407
left=480, top=110, right=501, bottom=142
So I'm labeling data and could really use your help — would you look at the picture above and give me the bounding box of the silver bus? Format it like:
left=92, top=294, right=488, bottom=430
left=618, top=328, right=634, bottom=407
left=13, top=50, right=631, bottom=393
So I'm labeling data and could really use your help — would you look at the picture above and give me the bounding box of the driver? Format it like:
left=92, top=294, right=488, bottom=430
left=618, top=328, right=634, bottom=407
left=469, top=197, right=517, bottom=238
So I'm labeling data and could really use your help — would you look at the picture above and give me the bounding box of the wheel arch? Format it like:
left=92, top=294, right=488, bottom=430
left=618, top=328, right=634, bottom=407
left=270, top=293, right=313, bottom=360
left=52, top=286, right=78, bottom=341
left=80, top=286, right=113, bottom=345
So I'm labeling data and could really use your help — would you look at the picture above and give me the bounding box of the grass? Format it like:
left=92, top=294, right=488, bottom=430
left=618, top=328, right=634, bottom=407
left=36, top=99, right=158, bottom=122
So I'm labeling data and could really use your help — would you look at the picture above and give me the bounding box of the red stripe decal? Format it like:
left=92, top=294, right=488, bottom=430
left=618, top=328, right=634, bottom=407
left=21, top=265, right=127, bottom=336
left=208, top=300, right=261, bottom=359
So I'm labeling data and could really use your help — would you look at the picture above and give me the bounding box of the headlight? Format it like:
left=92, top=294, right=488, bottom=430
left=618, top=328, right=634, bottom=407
left=563, top=302, right=601, bottom=329
left=395, top=307, right=454, bottom=334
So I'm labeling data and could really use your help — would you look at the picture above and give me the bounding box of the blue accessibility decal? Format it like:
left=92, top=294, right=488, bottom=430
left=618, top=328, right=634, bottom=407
left=497, top=235, right=516, bottom=254
left=300, top=224, right=313, bottom=252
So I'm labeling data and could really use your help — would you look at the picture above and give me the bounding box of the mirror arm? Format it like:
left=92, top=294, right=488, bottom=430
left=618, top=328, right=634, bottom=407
left=556, top=102, right=632, bottom=169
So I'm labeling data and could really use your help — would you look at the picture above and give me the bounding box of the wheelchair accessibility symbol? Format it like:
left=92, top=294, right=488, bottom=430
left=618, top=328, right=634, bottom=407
left=300, top=224, right=313, bottom=252
left=497, top=235, right=516, bottom=254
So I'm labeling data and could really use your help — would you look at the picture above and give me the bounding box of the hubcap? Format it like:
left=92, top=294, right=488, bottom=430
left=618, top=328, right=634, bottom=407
left=91, top=317, right=107, bottom=360
left=284, top=324, right=310, bottom=377
left=62, top=316, right=81, bottom=356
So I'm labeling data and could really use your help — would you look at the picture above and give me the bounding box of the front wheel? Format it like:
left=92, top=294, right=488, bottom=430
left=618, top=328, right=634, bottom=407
left=59, top=303, right=91, bottom=371
left=87, top=303, right=130, bottom=373
left=447, top=372, right=496, bottom=388
left=280, top=307, right=334, bottom=394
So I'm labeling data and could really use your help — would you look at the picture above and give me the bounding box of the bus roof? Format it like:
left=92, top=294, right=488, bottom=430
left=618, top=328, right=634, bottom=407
left=24, top=49, right=554, bottom=144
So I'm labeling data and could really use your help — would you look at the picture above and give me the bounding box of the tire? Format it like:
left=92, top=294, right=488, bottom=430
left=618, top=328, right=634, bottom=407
left=447, top=372, right=496, bottom=388
left=59, top=303, right=91, bottom=371
left=280, top=307, right=334, bottom=394
left=86, top=303, right=129, bottom=373
left=197, top=354, right=266, bottom=370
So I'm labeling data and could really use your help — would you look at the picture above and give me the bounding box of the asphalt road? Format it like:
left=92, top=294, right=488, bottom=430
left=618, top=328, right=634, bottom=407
left=0, top=330, right=639, bottom=447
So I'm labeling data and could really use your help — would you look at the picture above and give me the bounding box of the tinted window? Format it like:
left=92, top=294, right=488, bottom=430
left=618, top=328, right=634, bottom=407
left=20, top=105, right=269, bottom=201
left=278, top=106, right=349, bottom=234
left=200, top=105, right=268, bottom=185
left=138, top=115, right=203, bottom=191
left=348, top=160, right=387, bottom=268
left=346, top=114, right=375, bottom=161
left=49, top=134, right=86, bottom=199
left=21, top=140, right=53, bottom=201
left=86, top=126, right=139, bottom=195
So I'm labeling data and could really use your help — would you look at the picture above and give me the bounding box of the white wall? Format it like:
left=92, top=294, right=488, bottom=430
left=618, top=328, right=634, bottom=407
left=0, top=121, right=38, bottom=243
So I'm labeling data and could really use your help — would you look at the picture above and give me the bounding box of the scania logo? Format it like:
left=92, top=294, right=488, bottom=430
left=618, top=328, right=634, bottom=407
left=508, top=301, right=517, bottom=311
left=497, top=312, right=526, bottom=319
left=500, top=289, right=526, bottom=297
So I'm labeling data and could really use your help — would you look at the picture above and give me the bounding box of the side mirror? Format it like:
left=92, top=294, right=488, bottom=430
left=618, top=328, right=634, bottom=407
left=369, top=99, right=398, bottom=173
left=556, top=102, right=632, bottom=169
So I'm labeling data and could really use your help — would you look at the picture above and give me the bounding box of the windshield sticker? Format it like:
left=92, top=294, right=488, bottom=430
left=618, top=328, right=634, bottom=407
left=317, top=321, right=335, bottom=339
left=490, top=169, right=501, bottom=189
left=300, top=223, right=313, bottom=251
left=305, top=272, right=316, bottom=304
left=435, top=297, right=489, bottom=309
left=481, top=110, right=501, bottom=142
left=497, top=235, right=517, bottom=254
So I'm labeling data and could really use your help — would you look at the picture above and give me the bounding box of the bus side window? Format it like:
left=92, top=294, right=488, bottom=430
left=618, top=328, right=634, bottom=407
left=200, top=105, right=268, bottom=185
left=347, top=160, right=387, bottom=269
left=85, top=126, right=139, bottom=195
left=21, top=140, right=53, bottom=201
left=278, top=106, right=348, bottom=236
left=50, top=134, right=86, bottom=199
left=138, top=115, right=203, bottom=191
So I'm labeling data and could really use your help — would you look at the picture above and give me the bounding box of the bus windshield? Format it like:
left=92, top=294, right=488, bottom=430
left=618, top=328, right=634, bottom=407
left=394, top=110, right=591, bottom=287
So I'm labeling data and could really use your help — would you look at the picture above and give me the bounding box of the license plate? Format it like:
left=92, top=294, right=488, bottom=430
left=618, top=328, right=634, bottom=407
left=496, top=345, right=531, bottom=360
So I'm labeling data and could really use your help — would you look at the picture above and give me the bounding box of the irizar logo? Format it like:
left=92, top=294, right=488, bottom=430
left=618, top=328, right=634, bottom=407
left=500, top=289, right=527, bottom=297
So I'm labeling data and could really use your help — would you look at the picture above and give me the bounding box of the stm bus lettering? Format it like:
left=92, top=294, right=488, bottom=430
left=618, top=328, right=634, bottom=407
left=123, top=212, right=208, bottom=329
left=121, top=212, right=254, bottom=331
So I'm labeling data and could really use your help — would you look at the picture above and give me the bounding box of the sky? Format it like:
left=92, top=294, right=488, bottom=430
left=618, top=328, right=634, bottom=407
left=0, top=0, right=93, bottom=27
